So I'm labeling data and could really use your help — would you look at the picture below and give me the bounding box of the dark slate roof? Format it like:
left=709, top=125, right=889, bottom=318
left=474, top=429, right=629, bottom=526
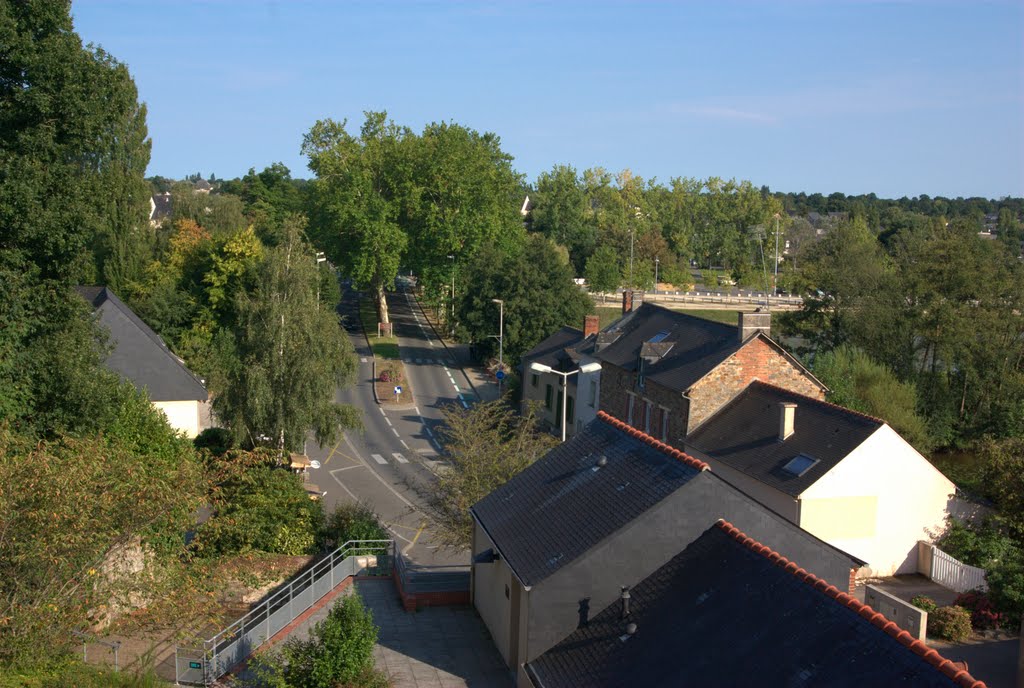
left=521, top=326, right=587, bottom=371
left=76, top=286, right=208, bottom=402
left=687, top=381, right=882, bottom=497
left=150, top=192, right=172, bottom=221
left=593, top=302, right=745, bottom=392
left=470, top=414, right=708, bottom=587
left=526, top=521, right=978, bottom=688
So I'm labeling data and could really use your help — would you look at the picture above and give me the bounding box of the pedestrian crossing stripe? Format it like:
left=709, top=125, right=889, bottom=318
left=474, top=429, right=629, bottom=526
left=392, top=453, right=408, bottom=463
left=371, top=453, right=387, bottom=465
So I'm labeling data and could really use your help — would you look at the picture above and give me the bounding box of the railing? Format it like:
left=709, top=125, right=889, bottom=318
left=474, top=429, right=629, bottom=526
left=395, top=551, right=470, bottom=595
left=592, top=290, right=805, bottom=307
left=918, top=541, right=988, bottom=593
left=72, top=630, right=121, bottom=671
left=175, top=539, right=394, bottom=686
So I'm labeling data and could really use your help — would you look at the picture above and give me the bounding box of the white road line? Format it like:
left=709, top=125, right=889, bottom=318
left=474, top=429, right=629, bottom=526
left=414, top=406, right=421, bottom=415
left=393, top=453, right=408, bottom=464
left=461, top=400, right=469, bottom=408
left=391, top=428, right=400, bottom=437
left=371, top=453, right=388, bottom=465
left=423, top=426, right=434, bottom=437
left=378, top=407, right=385, bottom=416
left=360, top=357, right=367, bottom=363
left=400, top=439, right=409, bottom=449
left=384, top=416, right=392, bottom=426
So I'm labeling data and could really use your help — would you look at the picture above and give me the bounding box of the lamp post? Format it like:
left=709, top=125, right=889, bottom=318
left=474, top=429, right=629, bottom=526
left=491, top=298, right=504, bottom=397
left=628, top=227, right=635, bottom=289
left=772, top=212, right=781, bottom=305
left=315, top=251, right=327, bottom=309
left=654, top=256, right=659, bottom=295
left=447, top=254, right=455, bottom=337
left=529, top=361, right=602, bottom=442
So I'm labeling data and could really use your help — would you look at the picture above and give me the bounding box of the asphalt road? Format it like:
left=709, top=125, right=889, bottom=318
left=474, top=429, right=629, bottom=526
left=300, top=286, right=475, bottom=567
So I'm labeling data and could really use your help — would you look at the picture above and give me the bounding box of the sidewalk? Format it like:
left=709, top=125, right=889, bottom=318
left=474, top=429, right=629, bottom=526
left=413, top=294, right=501, bottom=404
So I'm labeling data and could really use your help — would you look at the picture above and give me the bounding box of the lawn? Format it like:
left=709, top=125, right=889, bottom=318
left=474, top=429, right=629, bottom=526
left=358, top=295, right=400, bottom=359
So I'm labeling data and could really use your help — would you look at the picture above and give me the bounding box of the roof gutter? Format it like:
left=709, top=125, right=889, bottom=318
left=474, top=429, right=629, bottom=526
left=469, top=509, right=533, bottom=592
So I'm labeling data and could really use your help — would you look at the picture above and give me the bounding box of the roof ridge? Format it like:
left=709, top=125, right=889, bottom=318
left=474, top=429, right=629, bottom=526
left=753, top=380, right=885, bottom=425
left=714, top=520, right=987, bottom=688
left=596, top=411, right=709, bottom=472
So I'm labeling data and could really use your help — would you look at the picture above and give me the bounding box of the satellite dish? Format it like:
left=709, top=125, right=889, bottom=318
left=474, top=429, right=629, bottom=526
left=310, top=460, right=321, bottom=470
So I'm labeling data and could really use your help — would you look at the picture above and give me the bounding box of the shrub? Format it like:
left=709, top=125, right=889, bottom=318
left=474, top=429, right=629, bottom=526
left=954, top=590, right=1002, bottom=630
left=910, top=595, right=937, bottom=613
left=986, top=553, right=1024, bottom=628
left=928, top=605, right=973, bottom=642
left=251, top=593, right=384, bottom=688
left=194, top=427, right=233, bottom=456
left=320, top=503, right=389, bottom=551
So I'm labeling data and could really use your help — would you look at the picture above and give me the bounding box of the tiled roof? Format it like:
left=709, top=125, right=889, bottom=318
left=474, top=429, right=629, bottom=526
left=526, top=520, right=985, bottom=688
left=470, top=411, right=706, bottom=587
left=686, top=381, right=881, bottom=496
left=76, top=286, right=208, bottom=402
left=593, top=302, right=745, bottom=392
left=521, top=326, right=588, bottom=371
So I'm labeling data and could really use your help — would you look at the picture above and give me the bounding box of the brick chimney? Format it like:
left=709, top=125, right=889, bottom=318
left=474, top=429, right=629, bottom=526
left=622, top=290, right=645, bottom=314
left=779, top=402, right=797, bottom=441
left=584, top=314, right=600, bottom=339
left=738, top=308, right=771, bottom=342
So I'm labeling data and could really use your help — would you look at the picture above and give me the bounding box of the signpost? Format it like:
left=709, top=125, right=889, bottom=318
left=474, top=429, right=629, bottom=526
left=495, top=370, right=505, bottom=381
left=310, top=460, right=321, bottom=470
left=394, top=385, right=402, bottom=402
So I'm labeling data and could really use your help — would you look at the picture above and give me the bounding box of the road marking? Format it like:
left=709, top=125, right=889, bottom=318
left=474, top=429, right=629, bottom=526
left=378, top=407, right=385, bottom=416
left=330, top=464, right=363, bottom=472
left=423, top=426, right=434, bottom=437
left=371, top=453, right=388, bottom=465
left=400, top=439, right=409, bottom=449
left=460, top=399, right=469, bottom=408
left=392, top=452, right=408, bottom=463
left=360, top=357, right=367, bottom=363
left=403, top=522, right=426, bottom=554
left=391, top=428, right=400, bottom=437
left=384, top=416, right=392, bottom=426
left=414, top=406, right=421, bottom=415
left=322, top=437, right=345, bottom=467
left=416, top=448, right=438, bottom=456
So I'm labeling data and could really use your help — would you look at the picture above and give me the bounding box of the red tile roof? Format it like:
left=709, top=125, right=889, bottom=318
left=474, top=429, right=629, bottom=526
left=716, top=519, right=987, bottom=688
left=597, top=410, right=709, bottom=471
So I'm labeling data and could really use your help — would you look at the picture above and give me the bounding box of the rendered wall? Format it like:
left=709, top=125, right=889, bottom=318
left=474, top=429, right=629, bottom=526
left=471, top=520, right=518, bottom=667
left=799, top=425, right=955, bottom=577
left=152, top=400, right=201, bottom=437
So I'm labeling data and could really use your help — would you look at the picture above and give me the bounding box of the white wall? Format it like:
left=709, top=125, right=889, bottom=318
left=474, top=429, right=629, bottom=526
left=522, top=363, right=601, bottom=439
left=152, top=400, right=201, bottom=438
left=799, top=425, right=955, bottom=577
left=471, top=521, right=517, bottom=667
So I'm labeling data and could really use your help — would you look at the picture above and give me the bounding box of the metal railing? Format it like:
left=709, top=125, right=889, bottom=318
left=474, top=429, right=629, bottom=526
left=175, top=539, right=394, bottom=686
left=72, top=630, right=121, bottom=671
left=395, top=551, right=470, bottom=595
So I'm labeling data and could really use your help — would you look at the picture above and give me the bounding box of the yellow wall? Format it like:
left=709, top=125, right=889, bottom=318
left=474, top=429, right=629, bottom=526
left=151, top=400, right=201, bottom=437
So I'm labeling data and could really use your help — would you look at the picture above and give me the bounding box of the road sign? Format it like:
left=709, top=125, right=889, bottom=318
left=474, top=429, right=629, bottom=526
left=189, top=662, right=202, bottom=670
left=310, top=460, right=321, bottom=470
left=495, top=370, right=506, bottom=380
left=394, top=385, right=403, bottom=395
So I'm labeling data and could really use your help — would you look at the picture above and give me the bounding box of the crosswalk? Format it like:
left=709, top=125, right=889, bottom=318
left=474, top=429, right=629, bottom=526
left=367, top=450, right=437, bottom=466
left=402, top=357, right=451, bottom=366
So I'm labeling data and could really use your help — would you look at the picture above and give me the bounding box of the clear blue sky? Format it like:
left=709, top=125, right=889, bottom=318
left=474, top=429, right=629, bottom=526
left=71, top=1, right=1022, bottom=199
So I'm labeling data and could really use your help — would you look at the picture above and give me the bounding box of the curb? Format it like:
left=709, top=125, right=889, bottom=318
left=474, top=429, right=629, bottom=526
left=357, top=291, right=415, bottom=409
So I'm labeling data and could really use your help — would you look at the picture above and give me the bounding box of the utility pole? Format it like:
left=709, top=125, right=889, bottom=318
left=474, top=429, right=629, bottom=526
left=628, top=227, right=635, bottom=290
left=447, top=254, right=455, bottom=337
left=492, top=298, right=504, bottom=397
left=654, top=256, right=659, bottom=295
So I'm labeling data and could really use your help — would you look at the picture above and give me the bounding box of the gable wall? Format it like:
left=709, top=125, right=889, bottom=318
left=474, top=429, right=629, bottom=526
left=597, top=363, right=689, bottom=444
left=686, top=337, right=825, bottom=433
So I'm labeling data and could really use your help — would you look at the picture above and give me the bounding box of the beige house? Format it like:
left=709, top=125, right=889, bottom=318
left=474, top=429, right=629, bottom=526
left=685, top=381, right=956, bottom=577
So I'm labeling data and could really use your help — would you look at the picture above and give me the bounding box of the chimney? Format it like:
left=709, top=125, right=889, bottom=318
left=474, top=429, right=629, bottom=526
left=779, top=402, right=797, bottom=441
left=738, top=308, right=771, bottom=342
left=584, top=314, right=600, bottom=339
left=620, top=586, right=631, bottom=619
left=622, top=290, right=645, bottom=314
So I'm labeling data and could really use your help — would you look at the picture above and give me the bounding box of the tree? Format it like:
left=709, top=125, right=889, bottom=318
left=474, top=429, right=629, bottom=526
left=214, top=218, right=360, bottom=452
left=585, top=245, right=621, bottom=301
left=456, top=234, right=593, bottom=364
left=424, top=400, right=558, bottom=549
left=531, top=164, right=594, bottom=273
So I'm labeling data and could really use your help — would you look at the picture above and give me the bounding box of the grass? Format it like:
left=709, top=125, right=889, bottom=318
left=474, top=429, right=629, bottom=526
left=358, top=295, right=400, bottom=360
left=595, top=306, right=740, bottom=329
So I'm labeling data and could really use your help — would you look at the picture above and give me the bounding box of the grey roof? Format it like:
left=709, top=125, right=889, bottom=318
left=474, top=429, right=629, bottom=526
left=520, top=326, right=597, bottom=372
left=76, top=286, right=208, bottom=402
left=471, top=417, right=705, bottom=587
left=150, top=192, right=172, bottom=221
left=687, top=381, right=881, bottom=496
left=593, top=302, right=745, bottom=392
left=526, top=522, right=969, bottom=688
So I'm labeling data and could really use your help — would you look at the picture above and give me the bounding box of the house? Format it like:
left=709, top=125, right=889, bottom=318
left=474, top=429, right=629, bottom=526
left=193, top=178, right=212, bottom=194
left=149, top=191, right=172, bottom=228
left=77, top=286, right=209, bottom=437
left=524, top=519, right=985, bottom=688
left=520, top=315, right=602, bottom=438
left=470, top=411, right=863, bottom=686
left=594, top=298, right=826, bottom=444
left=685, top=381, right=956, bottom=576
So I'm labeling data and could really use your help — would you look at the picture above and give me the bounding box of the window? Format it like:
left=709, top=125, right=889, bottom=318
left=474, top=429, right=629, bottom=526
left=660, top=407, right=670, bottom=441
left=644, top=400, right=653, bottom=434
left=545, top=384, right=554, bottom=410
left=589, top=379, right=598, bottom=408
left=626, top=393, right=635, bottom=426
left=531, top=373, right=538, bottom=388
left=783, top=454, right=819, bottom=477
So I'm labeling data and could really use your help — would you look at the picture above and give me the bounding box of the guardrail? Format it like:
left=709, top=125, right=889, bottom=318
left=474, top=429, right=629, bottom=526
left=175, top=539, right=394, bottom=686
left=592, top=291, right=805, bottom=307
left=394, top=551, right=470, bottom=611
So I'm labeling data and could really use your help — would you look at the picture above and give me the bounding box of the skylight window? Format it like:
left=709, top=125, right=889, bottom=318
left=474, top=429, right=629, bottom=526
left=782, top=454, right=818, bottom=477
left=647, top=330, right=671, bottom=344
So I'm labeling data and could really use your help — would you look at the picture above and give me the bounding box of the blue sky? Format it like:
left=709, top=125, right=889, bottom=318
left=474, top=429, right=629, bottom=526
left=71, top=1, right=1022, bottom=199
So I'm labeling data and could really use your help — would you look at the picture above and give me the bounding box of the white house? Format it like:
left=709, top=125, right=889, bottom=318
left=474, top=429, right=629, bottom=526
left=77, top=286, right=210, bottom=438
left=685, top=380, right=955, bottom=577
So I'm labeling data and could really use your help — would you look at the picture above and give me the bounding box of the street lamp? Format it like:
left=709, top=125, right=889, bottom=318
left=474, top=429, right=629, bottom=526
left=529, top=361, right=602, bottom=442
left=447, top=255, right=455, bottom=337
left=654, top=256, right=659, bottom=295
left=315, top=251, right=327, bottom=308
left=491, top=298, right=504, bottom=397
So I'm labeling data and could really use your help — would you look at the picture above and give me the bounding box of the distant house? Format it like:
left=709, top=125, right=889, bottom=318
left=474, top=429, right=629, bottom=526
left=470, top=411, right=862, bottom=685
left=76, top=286, right=209, bottom=437
left=520, top=195, right=533, bottom=217
left=520, top=315, right=602, bottom=438
left=149, top=191, right=172, bottom=228
left=524, top=519, right=983, bottom=688
left=594, top=299, right=826, bottom=443
left=685, top=381, right=956, bottom=576
left=193, top=178, right=212, bottom=194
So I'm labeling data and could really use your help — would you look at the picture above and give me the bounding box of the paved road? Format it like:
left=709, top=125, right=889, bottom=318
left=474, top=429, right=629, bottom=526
left=301, top=286, right=473, bottom=568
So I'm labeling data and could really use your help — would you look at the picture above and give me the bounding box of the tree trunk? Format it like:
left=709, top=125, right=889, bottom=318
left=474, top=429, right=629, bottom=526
left=377, top=283, right=390, bottom=324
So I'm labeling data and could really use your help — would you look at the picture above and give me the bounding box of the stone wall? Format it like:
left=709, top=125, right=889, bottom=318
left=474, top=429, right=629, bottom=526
left=686, top=336, right=824, bottom=433
left=597, top=364, right=688, bottom=444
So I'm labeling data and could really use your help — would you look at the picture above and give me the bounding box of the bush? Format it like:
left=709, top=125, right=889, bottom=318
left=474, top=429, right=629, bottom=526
left=320, top=503, right=389, bottom=551
left=910, top=595, right=937, bottom=613
left=251, top=593, right=385, bottom=688
left=194, top=427, right=233, bottom=456
left=984, top=553, right=1024, bottom=629
left=954, top=590, right=1002, bottom=630
left=928, top=605, right=973, bottom=642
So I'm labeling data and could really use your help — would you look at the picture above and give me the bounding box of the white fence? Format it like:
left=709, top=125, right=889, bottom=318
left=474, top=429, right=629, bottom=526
left=917, top=541, right=988, bottom=593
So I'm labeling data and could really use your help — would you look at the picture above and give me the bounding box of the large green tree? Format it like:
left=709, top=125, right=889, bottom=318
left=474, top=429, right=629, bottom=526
left=531, top=164, right=594, bottom=273
left=213, top=218, right=360, bottom=452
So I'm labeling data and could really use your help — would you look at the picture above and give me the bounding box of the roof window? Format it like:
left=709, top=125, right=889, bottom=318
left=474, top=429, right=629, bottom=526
left=782, top=453, right=818, bottom=477
left=647, top=330, right=671, bottom=344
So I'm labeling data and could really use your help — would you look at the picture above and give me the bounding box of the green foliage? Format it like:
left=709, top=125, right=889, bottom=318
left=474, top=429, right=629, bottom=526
left=532, top=165, right=595, bottom=273
left=585, top=245, right=621, bottom=296
left=812, top=345, right=933, bottom=452
left=196, top=457, right=323, bottom=556
left=985, top=555, right=1024, bottom=629
left=194, top=427, right=234, bottom=456
left=456, top=234, right=593, bottom=365
left=320, top=503, right=389, bottom=550
left=910, top=595, right=937, bottom=613
left=937, top=517, right=1019, bottom=570
left=426, top=400, right=558, bottom=549
left=0, top=659, right=165, bottom=688
left=251, top=593, right=383, bottom=688
left=214, top=218, right=360, bottom=451
left=928, top=605, right=973, bottom=642
left=978, top=438, right=1024, bottom=540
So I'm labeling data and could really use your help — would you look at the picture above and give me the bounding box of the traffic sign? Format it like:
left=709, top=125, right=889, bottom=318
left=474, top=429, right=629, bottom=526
left=310, top=460, right=321, bottom=470
left=495, top=370, right=506, bottom=380
left=394, top=385, right=403, bottom=395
